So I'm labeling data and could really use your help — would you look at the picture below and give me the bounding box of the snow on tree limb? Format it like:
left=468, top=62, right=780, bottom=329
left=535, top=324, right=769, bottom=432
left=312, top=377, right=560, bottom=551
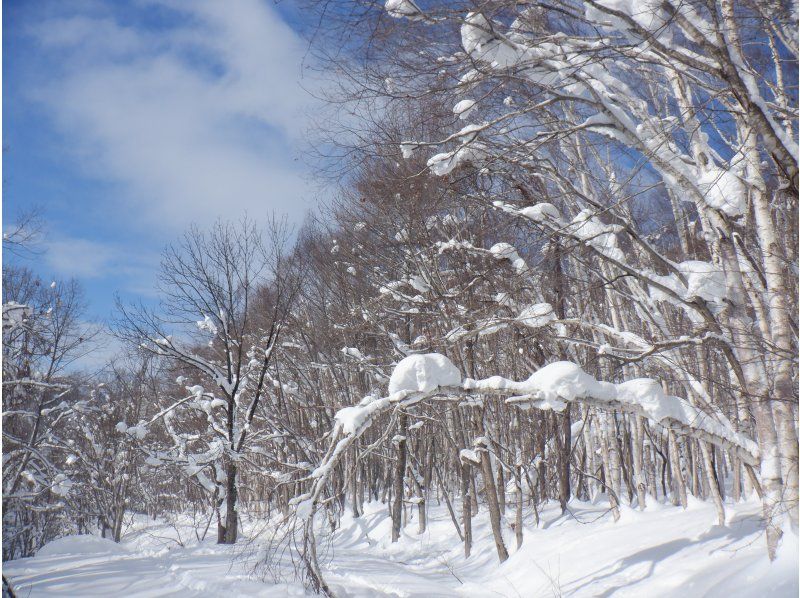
left=301, top=353, right=759, bottom=524
left=296, top=352, right=760, bottom=592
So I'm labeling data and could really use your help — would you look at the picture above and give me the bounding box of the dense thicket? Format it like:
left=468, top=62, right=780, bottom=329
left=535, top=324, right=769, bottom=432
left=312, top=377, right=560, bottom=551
left=3, top=1, right=797, bottom=595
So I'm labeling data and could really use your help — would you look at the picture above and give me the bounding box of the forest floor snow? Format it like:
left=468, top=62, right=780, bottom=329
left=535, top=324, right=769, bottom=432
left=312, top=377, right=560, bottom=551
left=4, top=497, right=797, bottom=597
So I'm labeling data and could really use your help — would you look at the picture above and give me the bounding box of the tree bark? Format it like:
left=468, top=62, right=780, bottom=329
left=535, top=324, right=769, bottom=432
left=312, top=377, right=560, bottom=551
left=461, top=461, right=472, bottom=558
left=632, top=416, right=647, bottom=509
left=475, top=436, right=509, bottom=562
left=515, top=459, right=524, bottom=550
left=668, top=431, right=687, bottom=508
left=391, top=413, right=408, bottom=543
left=559, top=406, right=572, bottom=513
left=223, top=461, right=238, bottom=544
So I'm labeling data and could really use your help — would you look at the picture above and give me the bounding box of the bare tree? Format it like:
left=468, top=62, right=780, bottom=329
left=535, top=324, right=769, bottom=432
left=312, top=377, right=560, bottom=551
left=2, top=267, right=93, bottom=559
left=117, top=217, right=299, bottom=544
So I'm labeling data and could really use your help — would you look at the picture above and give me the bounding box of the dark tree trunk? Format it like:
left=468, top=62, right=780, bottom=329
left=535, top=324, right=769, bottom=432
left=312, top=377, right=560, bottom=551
left=222, top=461, right=238, bottom=544
left=391, top=413, right=408, bottom=542
left=473, top=425, right=509, bottom=563
left=559, top=405, right=572, bottom=513
left=515, top=462, right=524, bottom=550
left=461, top=461, right=472, bottom=558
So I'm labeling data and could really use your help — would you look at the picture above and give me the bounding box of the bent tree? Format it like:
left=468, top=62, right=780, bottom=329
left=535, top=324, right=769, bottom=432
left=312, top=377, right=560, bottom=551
left=293, top=353, right=762, bottom=595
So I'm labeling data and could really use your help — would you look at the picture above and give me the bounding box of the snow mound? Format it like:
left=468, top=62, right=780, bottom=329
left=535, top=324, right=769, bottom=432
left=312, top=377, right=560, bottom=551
left=461, top=12, right=522, bottom=68
left=37, top=535, right=129, bottom=558
left=519, top=202, right=561, bottom=222
left=335, top=396, right=391, bottom=437
left=524, top=361, right=613, bottom=409
left=648, top=260, right=727, bottom=306
left=568, top=209, right=625, bottom=261
left=464, top=361, right=758, bottom=462
left=385, top=0, right=424, bottom=21
left=698, top=167, right=747, bottom=217
left=586, top=0, right=669, bottom=36
left=388, top=353, right=462, bottom=395
left=427, top=145, right=479, bottom=176
left=678, top=260, right=726, bottom=302
left=453, top=99, right=476, bottom=119
left=5, top=500, right=794, bottom=597
left=516, top=303, right=556, bottom=328
left=489, top=242, right=528, bottom=274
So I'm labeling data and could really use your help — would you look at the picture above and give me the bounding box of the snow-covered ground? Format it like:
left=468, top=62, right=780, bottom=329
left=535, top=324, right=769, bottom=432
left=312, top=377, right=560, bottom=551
left=4, top=498, right=797, bottom=597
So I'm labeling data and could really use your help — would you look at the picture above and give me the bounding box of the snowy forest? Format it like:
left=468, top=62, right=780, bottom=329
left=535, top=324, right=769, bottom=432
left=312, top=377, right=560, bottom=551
left=3, top=0, right=799, bottom=596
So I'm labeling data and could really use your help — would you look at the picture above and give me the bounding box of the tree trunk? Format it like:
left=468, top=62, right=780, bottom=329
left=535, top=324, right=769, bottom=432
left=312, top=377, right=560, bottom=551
left=632, top=416, right=647, bottom=510
left=603, top=412, right=622, bottom=520
left=668, top=431, right=687, bottom=508
left=699, top=442, right=725, bottom=526
left=223, top=461, right=238, bottom=544
left=461, top=461, right=472, bottom=558
left=351, top=448, right=362, bottom=518
left=515, top=460, right=524, bottom=550
left=559, top=406, right=572, bottom=513
left=391, top=413, right=408, bottom=543
left=476, top=437, right=509, bottom=562
left=112, top=504, right=125, bottom=543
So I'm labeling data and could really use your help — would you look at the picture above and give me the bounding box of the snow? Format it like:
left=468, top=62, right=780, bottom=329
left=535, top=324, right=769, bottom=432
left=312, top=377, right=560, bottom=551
left=387, top=353, right=462, bottom=395
left=697, top=167, right=748, bottom=218
left=342, top=347, right=364, bottom=359
left=519, top=202, right=562, bottom=223
left=516, top=303, right=556, bottom=328
left=458, top=358, right=757, bottom=462
left=647, top=260, right=727, bottom=306
left=427, top=145, right=477, bottom=176
left=196, top=315, right=218, bottom=336
left=461, top=12, right=522, bottom=68
left=489, top=242, right=529, bottom=274
left=5, top=500, right=796, bottom=597
left=400, top=142, right=418, bottom=159
left=568, top=209, right=625, bottom=262
left=408, top=275, right=430, bottom=293
left=6, top=516, right=295, bottom=597
left=126, top=424, right=148, bottom=440
left=459, top=448, right=481, bottom=464
left=452, top=99, right=476, bottom=119
left=384, top=0, right=424, bottom=21
left=51, top=474, right=74, bottom=497
left=334, top=395, right=392, bottom=437
left=36, top=535, right=130, bottom=558
left=523, top=361, right=607, bottom=409
left=586, top=0, right=670, bottom=37
left=427, top=124, right=484, bottom=175
left=678, top=260, right=726, bottom=302
left=2, top=302, right=31, bottom=330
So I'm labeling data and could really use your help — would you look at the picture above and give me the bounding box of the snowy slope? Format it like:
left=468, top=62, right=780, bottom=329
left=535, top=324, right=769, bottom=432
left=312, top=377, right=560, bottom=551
left=4, top=498, right=797, bottom=597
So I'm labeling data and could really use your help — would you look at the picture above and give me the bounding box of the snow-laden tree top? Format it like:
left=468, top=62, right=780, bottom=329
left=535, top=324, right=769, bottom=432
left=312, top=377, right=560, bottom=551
left=387, top=353, right=462, bottom=395
left=331, top=353, right=758, bottom=467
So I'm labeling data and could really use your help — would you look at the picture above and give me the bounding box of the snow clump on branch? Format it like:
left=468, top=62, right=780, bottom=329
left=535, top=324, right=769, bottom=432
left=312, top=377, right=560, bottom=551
left=387, top=353, right=462, bottom=395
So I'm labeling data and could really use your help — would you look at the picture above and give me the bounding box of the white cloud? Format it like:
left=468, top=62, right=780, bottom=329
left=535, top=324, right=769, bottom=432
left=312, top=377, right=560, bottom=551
left=30, top=0, right=319, bottom=230
left=44, top=237, right=117, bottom=279
left=44, top=235, right=158, bottom=294
left=65, top=322, right=126, bottom=373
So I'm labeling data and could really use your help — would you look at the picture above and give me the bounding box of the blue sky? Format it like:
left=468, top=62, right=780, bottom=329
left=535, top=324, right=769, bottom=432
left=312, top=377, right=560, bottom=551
left=3, top=0, right=324, bottom=330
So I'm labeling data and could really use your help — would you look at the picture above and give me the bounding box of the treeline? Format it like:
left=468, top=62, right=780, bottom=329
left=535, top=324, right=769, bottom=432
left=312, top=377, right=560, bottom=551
left=3, top=0, right=797, bottom=594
